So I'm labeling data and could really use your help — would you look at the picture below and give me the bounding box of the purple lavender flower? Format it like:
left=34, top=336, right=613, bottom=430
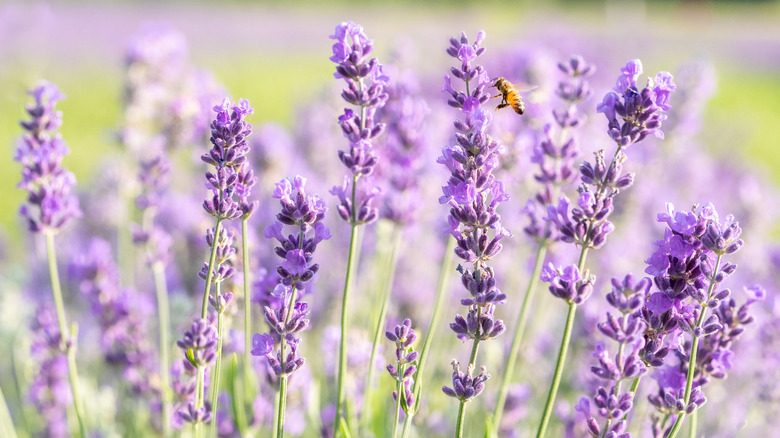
left=578, top=275, right=650, bottom=437
left=627, top=203, right=758, bottom=437
left=439, top=31, right=509, bottom=415
left=546, top=60, right=676, bottom=255
left=15, top=81, right=81, bottom=233
left=202, top=98, right=254, bottom=221
left=178, top=318, right=219, bottom=369
left=442, top=361, right=491, bottom=403
left=375, top=70, right=430, bottom=224
left=329, top=21, right=388, bottom=225
left=386, top=319, right=419, bottom=412
left=540, top=263, right=595, bottom=305
left=28, top=305, right=71, bottom=438
left=524, top=55, right=594, bottom=244
left=132, top=154, right=173, bottom=264
left=255, top=176, right=330, bottom=379
left=597, top=59, right=677, bottom=146
left=70, top=239, right=155, bottom=394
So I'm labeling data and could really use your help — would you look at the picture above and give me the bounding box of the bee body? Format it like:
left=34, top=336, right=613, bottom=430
left=491, top=77, right=525, bottom=115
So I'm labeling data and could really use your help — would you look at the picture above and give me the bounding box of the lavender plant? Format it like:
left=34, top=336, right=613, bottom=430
left=636, top=203, right=756, bottom=438
left=188, top=97, right=253, bottom=436
left=492, top=55, right=593, bottom=433
left=327, top=20, right=388, bottom=434
left=385, top=318, right=419, bottom=438
left=536, top=59, right=676, bottom=438
left=16, top=81, right=87, bottom=438
left=253, top=175, right=330, bottom=437
left=437, top=31, right=510, bottom=438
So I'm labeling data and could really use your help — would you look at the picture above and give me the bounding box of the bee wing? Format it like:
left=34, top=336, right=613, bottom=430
left=510, top=82, right=539, bottom=93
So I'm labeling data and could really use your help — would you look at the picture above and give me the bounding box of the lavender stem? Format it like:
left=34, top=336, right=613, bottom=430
left=456, top=309, right=483, bottom=438
left=209, top=283, right=226, bottom=437
left=201, top=218, right=223, bottom=318
left=241, top=217, right=252, bottom=403
left=46, top=231, right=87, bottom=438
left=334, top=175, right=360, bottom=436
left=667, top=254, right=723, bottom=438
left=229, top=354, right=248, bottom=436
left=0, top=384, right=16, bottom=438
left=152, top=260, right=172, bottom=437
left=392, top=367, right=403, bottom=438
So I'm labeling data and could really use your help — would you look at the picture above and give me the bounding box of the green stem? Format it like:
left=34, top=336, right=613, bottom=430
left=275, top=285, right=299, bottom=438
left=455, top=311, right=482, bottom=438
left=392, top=370, right=403, bottom=438
left=363, top=225, right=403, bottom=432
left=334, top=175, right=361, bottom=437
left=201, top=218, right=224, bottom=319
left=194, top=366, right=205, bottom=438
left=45, top=232, right=87, bottom=438
left=241, top=218, right=253, bottom=400
left=152, top=261, right=172, bottom=437
left=666, top=254, right=722, bottom=438
left=620, top=376, right=642, bottom=422
left=230, top=354, right=248, bottom=437
left=535, top=302, right=577, bottom=438
left=210, top=296, right=226, bottom=437
left=0, top=384, right=16, bottom=438
left=272, top=385, right=280, bottom=437
left=493, top=243, right=547, bottom=431
left=277, top=377, right=288, bottom=438
left=688, top=410, right=697, bottom=438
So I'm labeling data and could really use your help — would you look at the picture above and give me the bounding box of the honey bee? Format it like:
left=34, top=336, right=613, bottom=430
left=491, top=77, right=525, bottom=115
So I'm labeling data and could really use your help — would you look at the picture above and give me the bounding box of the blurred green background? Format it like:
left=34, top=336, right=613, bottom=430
left=2, top=0, right=780, bottom=246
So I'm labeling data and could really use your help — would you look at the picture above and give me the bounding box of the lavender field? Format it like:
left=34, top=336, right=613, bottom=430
left=2, top=2, right=780, bottom=438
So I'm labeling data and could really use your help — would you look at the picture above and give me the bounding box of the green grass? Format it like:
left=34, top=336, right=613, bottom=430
left=704, top=69, right=780, bottom=186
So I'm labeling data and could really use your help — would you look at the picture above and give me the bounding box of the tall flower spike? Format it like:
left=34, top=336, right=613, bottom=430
left=257, top=176, right=329, bottom=437
left=16, top=81, right=81, bottom=233
left=438, top=31, right=509, bottom=438
left=635, top=203, right=756, bottom=438
left=329, top=20, right=388, bottom=225
left=330, top=20, right=388, bottom=433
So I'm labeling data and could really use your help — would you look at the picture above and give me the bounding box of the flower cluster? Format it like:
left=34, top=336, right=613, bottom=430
left=540, top=263, right=595, bottom=305
left=254, top=176, right=330, bottom=378
left=132, top=154, right=173, bottom=264
left=70, top=239, right=155, bottom=394
left=329, top=20, right=388, bottom=225
left=439, top=31, right=509, bottom=403
left=15, top=82, right=81, bottom=233
left=442, top=361, right=490, bottom=403
left=523, top=55, right=593, bottom=243
left=386, top=319, right=419, bottom=412
left=597, top=59, right=677, bottom=146
left=201, top=98, right=255, bottom=220
left=633, top=203, right=759, bottom=435
left=577, top=275, right=651, bottom=437
left=176, top=318, right=218, bottom=424
left=28, top=305, right=71, bottom=438
left=376, top=72, right=430, bottom=225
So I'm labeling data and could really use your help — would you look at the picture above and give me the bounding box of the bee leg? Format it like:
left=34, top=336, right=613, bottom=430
left=492, top=93, right=502, bottom=98
left=496, top=102, right=509, bottom=110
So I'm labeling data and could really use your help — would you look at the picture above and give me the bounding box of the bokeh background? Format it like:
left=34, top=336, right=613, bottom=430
left=2, top=1, right=780, bottom=437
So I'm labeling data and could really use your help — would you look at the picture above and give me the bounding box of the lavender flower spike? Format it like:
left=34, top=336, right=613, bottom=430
left=438, top=31, right=509, bottom=438
left=17, top=81, right=87, bottom=438
left=330, top=20, right=388, bottom=433
left=258, top=175, right=329, bottom=437
left=386, top=318, right=419, bottom=437
left=16, top=81, right=81, bottom=233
